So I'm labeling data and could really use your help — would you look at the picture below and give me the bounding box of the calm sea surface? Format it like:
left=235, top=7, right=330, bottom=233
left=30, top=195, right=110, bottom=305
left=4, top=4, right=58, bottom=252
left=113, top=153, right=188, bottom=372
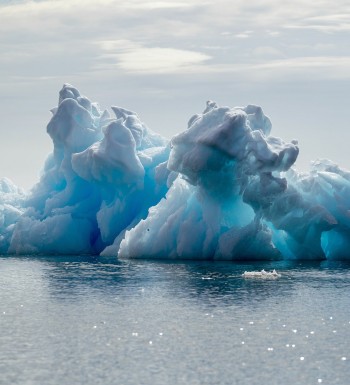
left=0, top=256, right=349, bottom=385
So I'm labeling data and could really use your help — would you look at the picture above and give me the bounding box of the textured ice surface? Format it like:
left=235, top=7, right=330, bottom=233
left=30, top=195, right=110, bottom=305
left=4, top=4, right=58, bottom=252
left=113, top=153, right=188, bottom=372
left=2, top=85, right=350, bottom=260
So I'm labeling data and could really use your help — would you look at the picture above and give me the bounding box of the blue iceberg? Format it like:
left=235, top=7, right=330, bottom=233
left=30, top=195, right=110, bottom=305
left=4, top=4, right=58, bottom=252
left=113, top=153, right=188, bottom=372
left=2, top=84, right=349, bottom=261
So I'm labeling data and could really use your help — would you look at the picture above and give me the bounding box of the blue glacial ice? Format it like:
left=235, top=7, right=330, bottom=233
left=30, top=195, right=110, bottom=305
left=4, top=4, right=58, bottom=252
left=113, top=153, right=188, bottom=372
left=2, top=84, right=350, bottom=260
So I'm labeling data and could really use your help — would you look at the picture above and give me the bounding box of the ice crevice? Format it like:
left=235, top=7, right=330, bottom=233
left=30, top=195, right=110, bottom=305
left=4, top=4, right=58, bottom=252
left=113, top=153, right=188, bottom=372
left=1, top=84, right=349, bottom=261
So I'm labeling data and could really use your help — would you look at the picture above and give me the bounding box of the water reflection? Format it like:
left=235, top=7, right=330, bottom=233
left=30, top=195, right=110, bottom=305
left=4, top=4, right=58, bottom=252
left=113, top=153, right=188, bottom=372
left=2, top=255, right=349, bottom=309
left=31, top=257, right=301, bottom=307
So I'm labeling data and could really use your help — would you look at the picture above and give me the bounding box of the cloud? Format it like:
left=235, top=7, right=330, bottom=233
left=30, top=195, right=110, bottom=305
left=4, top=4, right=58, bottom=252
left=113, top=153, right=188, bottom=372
left=1, top=0, right=350, bottom=82
left=116, top=47, right=211, bottom=73
left=234, top=31, right=253, bottom=39
left=1, top=0, right=201, bottom=12
left=233, top=56, right=350, bottom=81
left=96, top=40, right=211, bottom=74
left=285, top=21, right=350, bottom=33
left=123, top=1, right=201, bottom=10
left=252, top=46, right=283, bottom=58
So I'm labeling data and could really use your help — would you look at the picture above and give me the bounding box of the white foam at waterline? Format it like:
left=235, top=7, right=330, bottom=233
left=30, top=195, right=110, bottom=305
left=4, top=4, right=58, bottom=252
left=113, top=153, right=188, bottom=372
left=242, top=269, right=281, bottom=279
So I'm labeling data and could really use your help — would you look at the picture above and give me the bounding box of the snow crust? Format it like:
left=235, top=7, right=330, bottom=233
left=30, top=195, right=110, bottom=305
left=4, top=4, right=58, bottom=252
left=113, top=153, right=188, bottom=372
left=2, top=84, right=350, bottom=260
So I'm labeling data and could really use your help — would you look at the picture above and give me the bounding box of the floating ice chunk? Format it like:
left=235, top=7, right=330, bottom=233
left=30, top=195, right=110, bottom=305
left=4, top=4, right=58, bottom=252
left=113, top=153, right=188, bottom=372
left=242, top=269, right=281, bottom=279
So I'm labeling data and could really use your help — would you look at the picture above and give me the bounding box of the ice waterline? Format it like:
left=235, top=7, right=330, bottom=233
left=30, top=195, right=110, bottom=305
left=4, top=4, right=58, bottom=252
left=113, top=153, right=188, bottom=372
left=1, top=84, right=349, bottom=261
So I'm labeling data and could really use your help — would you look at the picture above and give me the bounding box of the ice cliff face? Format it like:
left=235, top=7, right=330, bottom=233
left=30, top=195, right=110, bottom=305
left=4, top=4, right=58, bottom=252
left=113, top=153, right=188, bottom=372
left=2, top=84, right=350, bottom=260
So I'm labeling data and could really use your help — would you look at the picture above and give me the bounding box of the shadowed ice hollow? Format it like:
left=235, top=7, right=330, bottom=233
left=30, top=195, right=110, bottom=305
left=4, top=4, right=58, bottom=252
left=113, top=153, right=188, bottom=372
left=1, top=84, right=349, bottom=261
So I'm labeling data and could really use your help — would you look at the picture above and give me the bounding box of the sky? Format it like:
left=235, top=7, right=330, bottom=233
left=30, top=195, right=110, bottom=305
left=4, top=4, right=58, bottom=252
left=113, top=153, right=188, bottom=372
left=1, top=0, right=350, bottom=189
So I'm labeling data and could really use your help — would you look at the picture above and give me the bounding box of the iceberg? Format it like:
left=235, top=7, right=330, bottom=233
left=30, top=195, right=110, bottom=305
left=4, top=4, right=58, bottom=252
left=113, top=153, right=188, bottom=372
left=2, top=84, right=350, bottom=261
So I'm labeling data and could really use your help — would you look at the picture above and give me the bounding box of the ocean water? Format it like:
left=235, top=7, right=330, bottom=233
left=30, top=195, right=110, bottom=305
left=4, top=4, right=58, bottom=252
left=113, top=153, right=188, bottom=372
left=0, top=256, right=349, bottom=385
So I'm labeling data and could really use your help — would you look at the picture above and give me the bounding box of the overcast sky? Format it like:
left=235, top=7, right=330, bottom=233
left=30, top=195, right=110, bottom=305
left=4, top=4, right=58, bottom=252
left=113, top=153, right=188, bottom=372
left=1, top=0, right=350, bottom=189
